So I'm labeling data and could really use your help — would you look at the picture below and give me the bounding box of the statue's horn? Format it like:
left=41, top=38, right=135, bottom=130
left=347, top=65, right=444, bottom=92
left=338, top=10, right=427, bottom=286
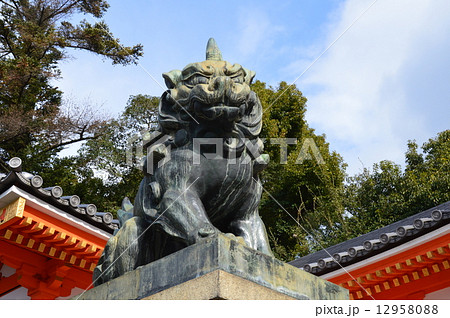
left=206, top=38, right=222, bottom=61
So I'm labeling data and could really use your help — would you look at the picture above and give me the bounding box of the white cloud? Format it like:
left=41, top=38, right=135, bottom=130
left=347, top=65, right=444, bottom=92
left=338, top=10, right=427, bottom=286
left=235, top=7, right=284, bottom=63
left=295, top=0, right=450, bottom=174
left=55, top=50, right=163, bottom=117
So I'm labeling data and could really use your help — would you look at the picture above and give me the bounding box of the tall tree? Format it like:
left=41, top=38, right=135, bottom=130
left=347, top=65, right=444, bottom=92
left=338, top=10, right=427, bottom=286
left=252, top=81, right=348, bottom=261
left=49, top=94, right=159, bottom=213
left=344, top=130, right=450, bottom=238
left=344, top=160, right=406, bottom=236
left=0, top=0, right=143, bottom=169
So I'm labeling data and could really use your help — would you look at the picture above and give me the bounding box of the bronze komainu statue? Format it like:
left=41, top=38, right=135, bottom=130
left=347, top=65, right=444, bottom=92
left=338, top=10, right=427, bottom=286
left=93, top=39, right=272, bottom=285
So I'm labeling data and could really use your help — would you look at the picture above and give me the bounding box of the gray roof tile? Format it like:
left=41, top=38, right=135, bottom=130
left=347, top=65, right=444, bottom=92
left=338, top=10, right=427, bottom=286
left=289, top=201, right=450, bottom=275
left=0, top=157, right=120, bottom=234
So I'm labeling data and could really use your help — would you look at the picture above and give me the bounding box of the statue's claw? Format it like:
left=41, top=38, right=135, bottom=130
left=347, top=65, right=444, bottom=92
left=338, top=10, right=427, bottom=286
left=224, top=233, right=247, bottom=246
left=198, top=226, right=217, bottom=238
left=116, top=197, right=134, bottom=229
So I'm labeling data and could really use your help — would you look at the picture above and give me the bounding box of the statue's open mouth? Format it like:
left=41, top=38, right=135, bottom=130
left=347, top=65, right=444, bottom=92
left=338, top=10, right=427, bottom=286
left=193, top=100, right=246, bottom=121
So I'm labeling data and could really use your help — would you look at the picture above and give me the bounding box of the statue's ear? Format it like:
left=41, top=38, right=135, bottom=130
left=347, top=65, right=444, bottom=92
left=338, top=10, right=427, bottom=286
left=243, top=68, right=256, bottom=85
left=162, top=70, right=181, bottom=89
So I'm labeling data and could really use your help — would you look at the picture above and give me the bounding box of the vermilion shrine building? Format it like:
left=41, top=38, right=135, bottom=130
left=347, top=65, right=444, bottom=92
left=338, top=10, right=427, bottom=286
left=0, top=158, right=118, bottom=299
left=290, top=202, right=450, bottom=300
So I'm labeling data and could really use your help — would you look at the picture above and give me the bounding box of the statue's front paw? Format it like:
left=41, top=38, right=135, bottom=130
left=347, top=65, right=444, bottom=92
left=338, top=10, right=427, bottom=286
left=224, top=233, right=247, bottom=246
left=198, top=226, right=217, bottom=238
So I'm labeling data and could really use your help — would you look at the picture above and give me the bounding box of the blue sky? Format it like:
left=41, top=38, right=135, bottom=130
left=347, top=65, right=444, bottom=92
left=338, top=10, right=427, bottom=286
left=56, top=0, right=450, bottom=175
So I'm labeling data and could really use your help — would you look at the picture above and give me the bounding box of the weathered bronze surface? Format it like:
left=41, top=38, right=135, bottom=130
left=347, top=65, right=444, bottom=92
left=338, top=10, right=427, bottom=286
left=93, top=39, right=272, bottom=285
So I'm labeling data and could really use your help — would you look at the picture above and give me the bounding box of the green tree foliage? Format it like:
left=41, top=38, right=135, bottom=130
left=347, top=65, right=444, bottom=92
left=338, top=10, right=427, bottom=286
left=0, top=0, right=143, bottom=168
left=344, top=130, right=450, bottom=238
left=404, top=130, right=450, bottom=208
left=252, top=81, right=348, bottom=261
left=64, top=94, right=159, bottom=213
left=344, top=160, right=405, bottom=236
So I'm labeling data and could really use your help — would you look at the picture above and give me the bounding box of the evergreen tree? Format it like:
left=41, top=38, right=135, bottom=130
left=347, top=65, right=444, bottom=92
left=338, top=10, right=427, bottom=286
left=344, top=130, right=450, bottom=238
left=57, top=94, right=159, bottom=213
left=253, top=81, right=347, bottom=261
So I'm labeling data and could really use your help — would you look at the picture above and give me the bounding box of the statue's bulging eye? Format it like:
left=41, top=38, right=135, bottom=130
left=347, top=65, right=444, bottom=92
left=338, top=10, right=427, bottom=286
left=232, top=77, right=243, bottom=84
left=185, top=75, right=209, bottom=87
left=196, top=76, right=209, bottom=84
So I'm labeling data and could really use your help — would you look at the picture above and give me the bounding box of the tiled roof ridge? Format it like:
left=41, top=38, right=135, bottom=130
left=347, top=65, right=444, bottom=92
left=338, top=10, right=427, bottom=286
left=289, top=201, right=450, bottom=275
left=0, top=157, right=119, bottom=234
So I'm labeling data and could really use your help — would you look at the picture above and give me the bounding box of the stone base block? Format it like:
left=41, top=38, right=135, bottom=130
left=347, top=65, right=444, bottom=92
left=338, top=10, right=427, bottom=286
left=76, top=234, right=348, bottom=300
left=145, top=270, right=296, bottom=300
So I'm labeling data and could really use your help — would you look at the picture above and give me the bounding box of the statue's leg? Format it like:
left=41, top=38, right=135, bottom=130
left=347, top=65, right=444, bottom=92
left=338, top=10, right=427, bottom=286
left=228, top=210, right=273, bottom=256
left=155, top=188, right=218, bottom=245
left=227, top=178, right=273, bottom=256
left=93, top=216, right=151, bottom=286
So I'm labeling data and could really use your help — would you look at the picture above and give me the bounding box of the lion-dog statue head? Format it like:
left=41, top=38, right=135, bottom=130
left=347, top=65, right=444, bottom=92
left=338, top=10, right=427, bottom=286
left=158, top=38, right=263, bottom=156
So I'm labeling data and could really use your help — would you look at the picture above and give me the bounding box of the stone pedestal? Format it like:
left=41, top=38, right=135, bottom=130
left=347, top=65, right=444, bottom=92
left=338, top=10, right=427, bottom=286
left=76, top=234, right=348, bottom=300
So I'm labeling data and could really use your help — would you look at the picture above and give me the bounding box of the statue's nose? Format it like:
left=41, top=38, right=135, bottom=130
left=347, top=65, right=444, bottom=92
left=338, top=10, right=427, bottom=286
left=209, top=76, right=233, bottom=96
